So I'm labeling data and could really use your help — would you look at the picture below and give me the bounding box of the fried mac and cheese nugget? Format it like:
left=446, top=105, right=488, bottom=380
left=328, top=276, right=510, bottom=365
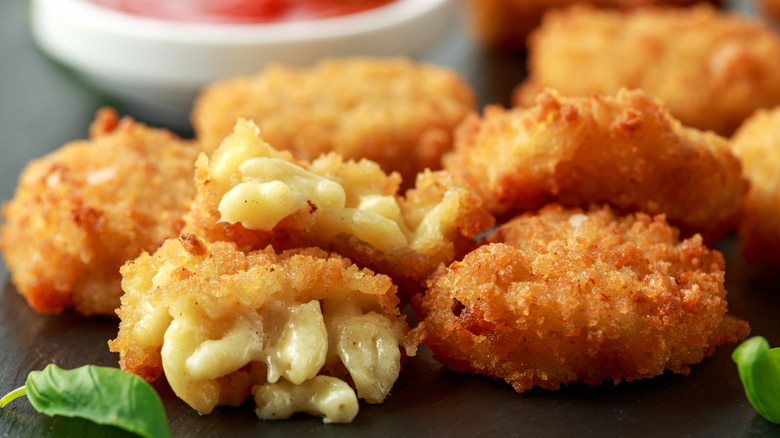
left=444, top=89, right=747, bottom=240
left=191, top=57, right=476, bottom=188
left=730, top=107, right=780, bottom=265
left=109, top=234, right=411, bottom=423
left=184, top=119, right=494, bottom=295
left=464, top=0, right=719, bottom=49
left=0, top=109, right=199, bottom=316
left=515, top=5, right=780, bottom=136
left=409, top=205, right=749, bottom=393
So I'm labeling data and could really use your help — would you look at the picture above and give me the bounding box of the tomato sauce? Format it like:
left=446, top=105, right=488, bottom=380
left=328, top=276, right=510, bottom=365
left=89, top=0, right=397, bottom=23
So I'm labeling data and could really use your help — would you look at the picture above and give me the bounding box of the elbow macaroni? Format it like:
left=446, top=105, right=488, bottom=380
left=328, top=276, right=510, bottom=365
left=162, top=300, right=329, bottom=414
left=323, top=296, right=403, bottom=403
left=215, top=124, right=411, bottom=252
left=254, top=375, right=359, bottom=423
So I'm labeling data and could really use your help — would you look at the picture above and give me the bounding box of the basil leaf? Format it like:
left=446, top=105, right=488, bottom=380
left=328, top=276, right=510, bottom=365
left=732, top=336, right=780, bottom=424
left=2, top=364, right=172, bottom=438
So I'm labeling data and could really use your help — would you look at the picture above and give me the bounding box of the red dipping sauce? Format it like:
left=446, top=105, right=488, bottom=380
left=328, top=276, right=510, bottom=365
left=90, top=0, right=397, bottom=23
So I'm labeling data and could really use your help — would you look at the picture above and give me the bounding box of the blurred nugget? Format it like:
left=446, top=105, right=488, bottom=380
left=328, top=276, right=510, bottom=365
left=730, top=107, right=780, bottom=265
left=464, top=0, right=719, bottom=49
left=409, top=204, right=749, bottom=393
left=444, top=88, right=747, bottom=240
left=515, top=5, right=780, bottom=136
left=191, top=57, right=476, bottom=188
left=0, top=109, right=199, bottom=316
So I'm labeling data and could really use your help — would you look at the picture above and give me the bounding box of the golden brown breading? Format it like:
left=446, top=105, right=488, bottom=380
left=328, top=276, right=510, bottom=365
left=0, top=108, right=199, bottom=316
left=464, top=0, right=720, bottom=49
left=191, top=57, right=476, bottom=188
left=184, top=119, right=494, bottom=296
left=109, top=234, right=411, bottom=422
left=730, top=106, right=780, bottom=265
left=514, top=4, right=780, bottom=136
left=444, top=88, right=747, bottom=240
left=408, top=204, right=749, bottom=393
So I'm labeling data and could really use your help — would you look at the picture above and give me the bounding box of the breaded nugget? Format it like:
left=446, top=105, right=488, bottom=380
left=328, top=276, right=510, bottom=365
left=0, top=109, right=199, bottom=316
left=730, top=106, right=780, bottom=265
left=515, top=5, right=780, bottom=136
left=184, top=119, right=494, bottom=296
left=409, top=204, right=750, bottom=393
left=191, top=57, right=476, bottom=188
left=465, top=0, right=719, bottom=49
left=109, top=234, right=411, bottom=422
left=444, top=88, right=747, bottom=240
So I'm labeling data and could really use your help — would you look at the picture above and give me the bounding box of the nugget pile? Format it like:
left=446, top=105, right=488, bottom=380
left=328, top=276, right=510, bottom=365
left=0, top=46, right=762, bottom=423
left=410, top=205, right=750, bottom=392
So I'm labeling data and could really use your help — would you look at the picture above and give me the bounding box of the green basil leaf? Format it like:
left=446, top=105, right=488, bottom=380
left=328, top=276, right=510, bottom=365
left=16, top=364, right=171, bottom=438
left=732, top=336, right=780, bottom=424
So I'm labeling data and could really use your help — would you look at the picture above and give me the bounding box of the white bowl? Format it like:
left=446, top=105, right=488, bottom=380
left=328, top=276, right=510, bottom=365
left=30, top=0, right=456, bottom=129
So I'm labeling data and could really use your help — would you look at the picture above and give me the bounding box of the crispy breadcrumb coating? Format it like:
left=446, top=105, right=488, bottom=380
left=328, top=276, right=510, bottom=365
left=514, top=4, right=780, bottom=136
left=730, top=106, right=780, bottom=265
left=444, top=88, right=747, bottom=240
left=184, top=119, right=494, bottom=296
left=109, top=234, right=411, bottom=422
left=409, top=204, right=749, bottom=393
left=0, top=109, right=199, bottom=316
left=191, top=57, right=476, bottom=188
left=464, top=0, right=719, bottom=49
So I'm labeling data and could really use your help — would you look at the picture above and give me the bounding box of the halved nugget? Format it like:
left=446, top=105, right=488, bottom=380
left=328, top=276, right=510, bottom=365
left=109, top=234, right=411, bottom=423
left=184, top=119, right=494, bottom=296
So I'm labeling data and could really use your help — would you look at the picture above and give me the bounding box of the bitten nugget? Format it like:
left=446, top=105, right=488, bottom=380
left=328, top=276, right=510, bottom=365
left=109, top=234, right=411, bottom=423
left=464, top=0, right=719, bottom=49
left=515, top=5, right=780, bottom=136
left=0, top=109, right=199, bottom=316
left=730, top=107, right=780, bottom=265
left=184, top=119, right=494, bottom=296
left=409, top=204, right=749, bottom=393
left=191, top=57, right=476, bottom=188
left=444, top=88, right=747, bottom=240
